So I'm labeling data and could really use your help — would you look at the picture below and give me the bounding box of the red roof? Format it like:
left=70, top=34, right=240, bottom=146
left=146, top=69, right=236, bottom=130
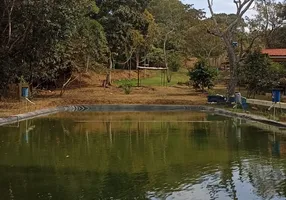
left=261, top=49, right=286, bottom=56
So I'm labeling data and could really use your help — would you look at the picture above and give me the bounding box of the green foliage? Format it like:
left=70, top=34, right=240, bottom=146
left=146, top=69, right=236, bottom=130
left=146, top=47, right=165, bottom=66
left=239, top=51, right=284, bottom=97
left=119, top=81, right=134, bottom=94
left=0, top=0, right=212, bottom=96
left=1, top=0, right=270, bottom=98
left=95, top=0, right=151, bottom=63
left=148, top=0, right=204, bottom=69
left=0, top=0, right=108, bottom=95
left=168, top=53, right=183, bottom=72
left=189, top=60, right=217, bottom=91
left=269, top=26, right=286, bottom=48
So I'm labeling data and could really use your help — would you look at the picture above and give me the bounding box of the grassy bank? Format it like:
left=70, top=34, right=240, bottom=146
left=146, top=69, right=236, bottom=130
left=115, top=70, right=189, bottom=87
left=0, top=70, right=206, bottom=118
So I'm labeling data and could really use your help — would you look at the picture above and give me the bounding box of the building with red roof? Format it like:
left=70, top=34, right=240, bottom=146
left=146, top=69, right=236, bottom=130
left=261, top=49, right=286, bottom=62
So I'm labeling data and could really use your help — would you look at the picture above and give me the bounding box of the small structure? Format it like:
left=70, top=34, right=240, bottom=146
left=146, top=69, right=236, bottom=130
left=261, top=49, right=286, bottom=62
left=137, top=66, right=168, bottom=87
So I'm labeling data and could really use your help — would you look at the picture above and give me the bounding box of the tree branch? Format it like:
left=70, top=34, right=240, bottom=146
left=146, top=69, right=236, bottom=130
left=226, top=0, right=255, bottom=33
left=207, top=0, right=219, bottom=27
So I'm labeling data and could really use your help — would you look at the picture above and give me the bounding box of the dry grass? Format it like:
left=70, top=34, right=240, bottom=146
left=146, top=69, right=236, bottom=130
left=0, top=70, right=206, bottom=117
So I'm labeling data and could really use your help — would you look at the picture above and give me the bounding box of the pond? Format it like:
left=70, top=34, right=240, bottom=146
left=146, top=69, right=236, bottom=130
left=0, top=111, right=286, bottom=200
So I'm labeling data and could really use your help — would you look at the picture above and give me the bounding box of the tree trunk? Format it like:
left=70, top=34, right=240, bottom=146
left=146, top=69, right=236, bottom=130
left=223, top=35, right=238, bottom=97
left=105, top=55, right=112, bottom=86
left=164, top=30, right=174, bottom=83
left=85, top=55, right=90, bottom=73
left=136, top=52, right=139, bottom=68
left=136, top=53, right=140, bottom=87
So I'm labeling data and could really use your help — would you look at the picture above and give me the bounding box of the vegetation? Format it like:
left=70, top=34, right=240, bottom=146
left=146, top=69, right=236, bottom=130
left=189, top=60, right=217, bottom=92
left=119, top=81, right=134, bottom=94
left=0, top=0, right=286, bottom=98
left=239, top=51, right=284, bottom=97
left=115, top=70, right=189, bottom=87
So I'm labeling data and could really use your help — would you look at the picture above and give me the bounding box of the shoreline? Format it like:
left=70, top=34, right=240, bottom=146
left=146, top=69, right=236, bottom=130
left=1, top=104, right=286, bottom=129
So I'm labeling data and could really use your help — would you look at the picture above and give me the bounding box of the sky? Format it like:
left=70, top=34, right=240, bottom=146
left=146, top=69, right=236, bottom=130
left=181, top=0, right=283, bottom=17
left=181, top=0, right=238, bottom=15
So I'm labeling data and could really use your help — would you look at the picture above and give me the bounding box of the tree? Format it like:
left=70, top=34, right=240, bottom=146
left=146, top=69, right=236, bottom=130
left=248, top=0, right=285, bottom=48
left=0, top=0, right=110, bottom=96
left=269, top=26, right=286, bottom=48
left=185, top=20, right=224, bottom=60
left=0, top=0, right=97, bottom=95
left=207, top=0, right=255, bottom=97
left=149, top=0, right=204, bottom=81
left=95, top=0, right=151, bottom=85
left=189, top=60, right=217, bottom=92
left=239, top=51, right=283, bottom=97
left=65, top=1, right=108, bottom=72
left=257, top=0, right=286, bottom=48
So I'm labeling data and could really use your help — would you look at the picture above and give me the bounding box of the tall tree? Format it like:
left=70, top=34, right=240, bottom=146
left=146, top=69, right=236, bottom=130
left=149, top=0, right=203, bottom=79
left=207, top=0, right=255, bottom=97
left=248, top=0, right=285, bottom=48
left=185, top=19, right=224, bottom=60
left=95, top=0, right=151, bottom=85
left=0, top=0, right=107, bottom=95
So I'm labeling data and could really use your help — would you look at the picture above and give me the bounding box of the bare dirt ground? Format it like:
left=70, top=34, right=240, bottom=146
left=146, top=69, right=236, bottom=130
left=0, top=70, right=207, bottom=117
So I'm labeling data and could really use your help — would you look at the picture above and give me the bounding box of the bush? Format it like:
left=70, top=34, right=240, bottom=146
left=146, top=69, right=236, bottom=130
left=120, top=81, right=133, bottom=94
left=188, top=60, right=217, bottom=92
left=239, top=51, right=284, bottom=97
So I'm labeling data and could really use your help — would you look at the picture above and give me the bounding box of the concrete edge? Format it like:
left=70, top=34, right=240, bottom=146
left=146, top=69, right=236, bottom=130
left=0, top=104, right=286, bottom=128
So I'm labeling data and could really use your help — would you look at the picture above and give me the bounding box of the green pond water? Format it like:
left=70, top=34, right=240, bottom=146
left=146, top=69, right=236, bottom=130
left=0, top=111, right=286, bottom=200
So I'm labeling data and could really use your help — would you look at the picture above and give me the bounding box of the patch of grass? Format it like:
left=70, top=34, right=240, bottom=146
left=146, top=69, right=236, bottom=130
left=115, top=71, right=189, bottom=86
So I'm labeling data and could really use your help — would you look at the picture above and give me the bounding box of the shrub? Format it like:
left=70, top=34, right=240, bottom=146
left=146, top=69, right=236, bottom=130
left=239, top=51, right=284, bottom=98
left=188, top=60, right=217, bottom=92
left=120, top=81, right=133, bottom=94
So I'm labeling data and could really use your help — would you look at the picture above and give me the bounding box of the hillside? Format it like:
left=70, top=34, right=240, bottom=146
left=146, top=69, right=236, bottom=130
left=0, top=70, right=206, bottom=117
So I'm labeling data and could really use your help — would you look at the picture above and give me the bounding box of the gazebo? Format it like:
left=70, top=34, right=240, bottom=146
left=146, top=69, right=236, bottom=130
left=137, top=65, right=168, bottom=87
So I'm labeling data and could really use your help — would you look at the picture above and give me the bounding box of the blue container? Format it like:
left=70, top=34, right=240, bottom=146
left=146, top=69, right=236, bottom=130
left=241, top=97, right=248, bottom=109
left=272, top=89, right=281, bottom=103
left=22, top=87, right=29, bottom=98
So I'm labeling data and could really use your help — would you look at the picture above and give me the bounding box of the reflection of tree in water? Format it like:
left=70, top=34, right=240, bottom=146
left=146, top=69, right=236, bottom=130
left=244, top=160, right=285, bottom=199
left=216, top=119, right=238, bottom=200
left=192, top=122, right=210, bottom=149
left=1, top=114, right=286, bottom=199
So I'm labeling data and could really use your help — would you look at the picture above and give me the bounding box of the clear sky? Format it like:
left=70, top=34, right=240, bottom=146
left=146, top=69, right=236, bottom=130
left=181, top=0, right=283, bottom=17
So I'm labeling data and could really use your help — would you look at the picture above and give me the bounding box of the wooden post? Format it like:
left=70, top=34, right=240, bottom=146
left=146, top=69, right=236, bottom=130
left=137, top=68, right=140, bottom=87
left=164, top=70, right=166, bottom=86
left=161, top=70, right=162, bottom=86
left=129, top=59, right=131, bottom=80
left=79, top=73, right=82, bottom=88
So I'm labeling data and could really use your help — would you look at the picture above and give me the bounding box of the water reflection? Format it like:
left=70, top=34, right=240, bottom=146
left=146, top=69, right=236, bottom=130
left=0, top=112, right=286, bottom=200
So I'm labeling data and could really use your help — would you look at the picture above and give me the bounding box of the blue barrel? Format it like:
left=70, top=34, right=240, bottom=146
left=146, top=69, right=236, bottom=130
left=21, top=87, right=29, bottom=97
left=272, top=89, right=281, bottom=103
